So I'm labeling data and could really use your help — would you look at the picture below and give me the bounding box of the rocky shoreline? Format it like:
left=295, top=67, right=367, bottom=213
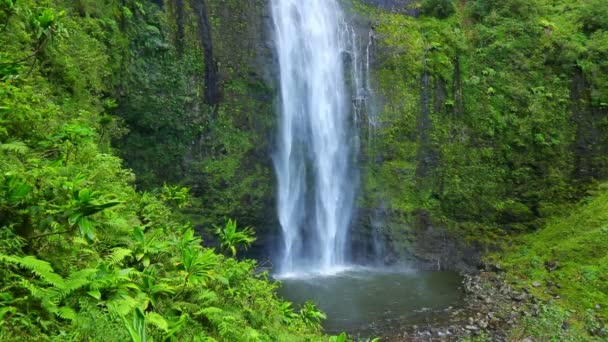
left=380, top=267, right=541, bottom=341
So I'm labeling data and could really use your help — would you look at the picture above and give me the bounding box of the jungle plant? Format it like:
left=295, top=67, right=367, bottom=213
left=121, top=308, right=147, bottom=342
left=160, top=184, right=191, bottom=209
left=299, top=301, right=327, bottom=332
left=176, top=228, right=219, bottom=288
left=214, top=219, right=256, bottom=257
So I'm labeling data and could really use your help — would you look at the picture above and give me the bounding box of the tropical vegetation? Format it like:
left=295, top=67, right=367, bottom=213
left=1, top=0, right=607, bottom=340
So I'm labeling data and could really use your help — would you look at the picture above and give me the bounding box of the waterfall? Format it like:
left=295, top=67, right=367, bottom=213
left=272, top=0, right=362, bottom=275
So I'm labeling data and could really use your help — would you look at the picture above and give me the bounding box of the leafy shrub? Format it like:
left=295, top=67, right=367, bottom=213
left=0, top=1, right=323, bottom=340
left=421, top=0, right=455, bottom=19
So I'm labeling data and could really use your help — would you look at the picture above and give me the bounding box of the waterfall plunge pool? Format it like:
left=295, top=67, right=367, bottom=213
left=276, top=268, right=465, bottom=338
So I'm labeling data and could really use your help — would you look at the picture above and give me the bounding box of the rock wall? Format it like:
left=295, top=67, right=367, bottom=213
left=114, top=0, right=278, bottom=235
left=349, top=0, right=608, bottom=270
left=112, top=0, right=608, bottom=270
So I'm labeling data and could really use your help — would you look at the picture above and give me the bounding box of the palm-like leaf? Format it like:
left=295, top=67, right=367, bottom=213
left=214, top=219, right=256, bottom=257
left=179, top=246, right=218, bottom=286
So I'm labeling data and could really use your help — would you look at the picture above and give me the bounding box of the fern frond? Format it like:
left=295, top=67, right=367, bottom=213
left=66, top=268, right=97, bottom=287
left=196, top=289, right=218, bottom=305
left=104, top=247, right=132, bottom=266
left=55, top=306, right=77, bottom=321
left=19, top=278, right=61, bottom=313
left=0, top=306, right=17, bottom=320
left=149, top=282, right=175, bottom=296
left=196, top=306, right=223, bottom=317
left=0, top=255, right=65, bottom=288
left=107, top=296, right=140, bottom=317
left=145, top=312, right=168, bottom=332
left=243, top=327, right=261, bottom=340
left=217, top=315, right=238, bottom=338
left=0, top=140, right=29, bottom=155
left=170, top=301, right=199, bottom=314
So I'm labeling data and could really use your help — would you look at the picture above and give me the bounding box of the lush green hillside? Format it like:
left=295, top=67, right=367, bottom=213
left=0, top=0, right=326, bottom=340
left=492, top=186, right=608, bottom=339
left=351, top=0, right=608, bottom=263
left=2, top=0, right=607, bottom=340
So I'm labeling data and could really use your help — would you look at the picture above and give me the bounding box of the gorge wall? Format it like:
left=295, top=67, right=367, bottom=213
left=349, top=0, right=608, bottom=269
left=113, top=0, right=277, bottom=234
left=111, top=0, right=608, bottom=270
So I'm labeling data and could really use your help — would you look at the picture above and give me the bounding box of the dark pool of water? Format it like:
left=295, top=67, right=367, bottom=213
left=276, top=267, right=464, bottom=337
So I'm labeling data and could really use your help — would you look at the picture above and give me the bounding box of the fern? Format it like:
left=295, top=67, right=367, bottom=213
left=0, top=140, right=29, bottom=155
left=56, top=306, right=77, bottom=321
left=196, top=289, right=218, bottom=305
left=145, top=312, right=168, bottom=332
left=108, top=295, right=141, bottom=318
left=243, top=327, right=261, bottom=341
left=0, top=254, right=65, bottom=288
left=0, top=306, right=17, bottom=323
left=66, top=268, right=97, bottom=287
left=196, top=306, right=223, bottom=317
left=170, top=301, right=199, bottom=314
left=105, top=247, right=132, bottom=266
left=217, top=315, right=238, bottom=339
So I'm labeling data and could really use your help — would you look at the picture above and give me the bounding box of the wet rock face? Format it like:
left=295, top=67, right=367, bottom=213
left=207, top=0, right=276, bottom=86
left=351, top=208, right=483, bottom=272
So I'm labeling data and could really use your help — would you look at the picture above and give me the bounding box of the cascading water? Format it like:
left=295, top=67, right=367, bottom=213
left=271, top=4, right=466, bottom=336
left=272, top=0, right=361, bottom=275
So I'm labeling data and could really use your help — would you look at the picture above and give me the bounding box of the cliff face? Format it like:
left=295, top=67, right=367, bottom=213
left=349, top=0, right=608, bottom=268
left=112, top=0, right=608, bottom=268
left=114, top=0, right=277, bottom=232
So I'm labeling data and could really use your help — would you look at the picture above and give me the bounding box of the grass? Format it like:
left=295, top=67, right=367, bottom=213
left=489, top=186, right=608, bottom=339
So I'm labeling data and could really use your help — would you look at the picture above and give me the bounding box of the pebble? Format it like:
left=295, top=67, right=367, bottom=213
left=532, top=281, right=541, bottom=287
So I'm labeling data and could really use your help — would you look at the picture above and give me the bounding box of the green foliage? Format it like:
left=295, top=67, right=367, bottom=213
left=121, top=308, right=147, bottom=342
left=578, top=0, right=608, bottom=33
left=357, top=0, right=607, bottom=240
left=509, top=304, right=596, bottom=341
left=160, top=184, right=191, bottom=209
left=299, top=301, right=327, bottom=332
left=420, top=0, right=455, bottom=19
left=111, top=0, right=274, bottom=234
left=0, top=1, right=324, bottom=340
left=491, top=186, right=608, bottom=338
left=214, top=219, right=256, bottom=257
left=354, top=2, right=608, bottom=339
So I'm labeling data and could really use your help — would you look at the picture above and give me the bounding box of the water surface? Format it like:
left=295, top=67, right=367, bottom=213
left=277, top=269, right=464, bottom=337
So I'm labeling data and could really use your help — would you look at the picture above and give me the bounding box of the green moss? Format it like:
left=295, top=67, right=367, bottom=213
left=0, top=1, right=329, bottom=340
left=492, top=186, right=608, bottom=335
left=352, top=0, right=608, bottom=254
